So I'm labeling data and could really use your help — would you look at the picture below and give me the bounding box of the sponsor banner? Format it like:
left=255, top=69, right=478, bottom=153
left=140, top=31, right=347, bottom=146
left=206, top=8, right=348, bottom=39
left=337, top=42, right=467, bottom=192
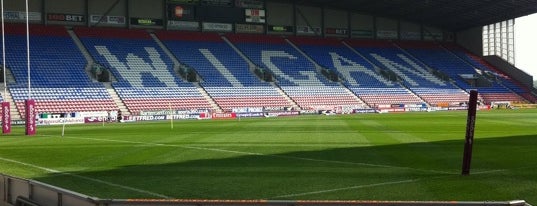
left=84, top=116, right=118, bottom=123
left=353, top=109, right=377, bottom=113
left=37, top=118, right=85, bottom=126
left=236, top=112, right=264, bottom=118
left=202, top=22, right=233, bottom=32
left=378, top=108, right=406, bottom=113
left=325, top=28, right=348, bottom=35
left=377, top=30, right=397, bottom=39
left=401, top=31, right=421, bottom=40
left=268, top=25, right=293, bottom=33
left=405, top=107, right=429, bottom=112
left=201, top=0, right=233, bottom=7
left=2, top=102, right=11, bottom=134
left=404, top=104, right=427, bottom=108
left=199, top=113, right=210, bottom=119
left=245, top=9, right=265, bottom=23
left=266, top=111, right=300, bottom=117
left=90, top=15, right=126, bottom=24
left=299, top=110, right=316, bottom=114
left=12, top=120, right=26, bottom=125
left=47, top=13, right=85, bottom=22
left=131, top=115, right=167, bottom=121
left=120, top=116, right=135, bottom=122
left=168, top=20, right=200, bottom=30
left=166, top=114, right=201, bottom=120
left=85, top=116, right=106, bottom=123
left=168, top=4, right=195, bottom=20
left=262, top=106, right=295, bottom=111
left=0, top=120, right=25, bottom=125
left=130, top=17, right=164, bottom=26
left=140, top=109, right=208, bottom=116
left=79, top=111, right=108, bottom=117
left=232, top=107, right=263, bottom=113
left=235, top=24, right=264, bottom=33
left=4, top=11, right=41, bottom=21
left=297, top=26, right=321, bottom=35
left=235, top=0, right=263, bottom=8
left=212, top=113, right=237, bottom=119
left=351, top=29, right=373, bottom=38
left=25, top=99, right=36, bottom=135
left=448, top=106, right=468, bottom=111
left=168, top=0, right=200, bottom=4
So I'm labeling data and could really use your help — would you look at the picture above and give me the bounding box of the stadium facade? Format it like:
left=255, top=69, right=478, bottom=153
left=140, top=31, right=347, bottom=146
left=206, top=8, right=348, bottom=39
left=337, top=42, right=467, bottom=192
left=0, top=0, right=536, bottom=121
left=2, top=1, right=537, bottom=205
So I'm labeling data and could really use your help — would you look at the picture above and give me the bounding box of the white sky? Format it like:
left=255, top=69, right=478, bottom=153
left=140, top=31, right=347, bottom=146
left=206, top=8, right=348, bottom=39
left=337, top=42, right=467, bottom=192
left=515, top=13, right=537, bottom=80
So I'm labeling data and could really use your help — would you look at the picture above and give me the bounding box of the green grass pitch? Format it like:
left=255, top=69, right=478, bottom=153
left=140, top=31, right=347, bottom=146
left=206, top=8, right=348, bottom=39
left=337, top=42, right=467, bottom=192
left=1, top=109, right=536, bottom=203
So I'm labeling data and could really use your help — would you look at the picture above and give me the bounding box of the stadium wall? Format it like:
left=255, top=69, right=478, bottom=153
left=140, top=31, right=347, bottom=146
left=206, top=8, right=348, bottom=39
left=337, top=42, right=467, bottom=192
left=88, top=0, right=127, bottom=27
left=456, top=26, right=483, bottom=55
left=324, top=8, right=348, bottom=37
left=3, top=0, right=451, bottom=41
left=265, top=1, right=293, bottom=35
left=400, top=21, right=421, bottom=40
left=376, top=17, right=398, bottom=39
left=45, top=0, right=85, bottom=26
left=456, top=25, right=534, bottom=90
left=3, top=0, right=42, bottom=23
left=295, top=5, right=322, bottom=36
left=130, top=0, right=164, bottom=29
left=1, top=173, right=531, bottom=206
left=484, top=55, right=534, bottom=89
left=350, top=13, right=374, bottom=38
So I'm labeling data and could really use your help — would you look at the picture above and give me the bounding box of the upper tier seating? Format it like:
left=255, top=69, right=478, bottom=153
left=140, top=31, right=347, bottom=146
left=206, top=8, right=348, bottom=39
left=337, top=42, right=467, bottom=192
left=346, top=39, right=469, bottom=105
left=397, top=41, right=526, bottom=104
left=155, top=31, right=291, bottom=111
left=227, top=34, right=365, bottom=110
left=75, top=27, right=211, bottom=114
left=1, top=24, right=116, bottom=117
left=289, top=37, right=423, bottom=107
left=443, top=43, right=535, bottom=103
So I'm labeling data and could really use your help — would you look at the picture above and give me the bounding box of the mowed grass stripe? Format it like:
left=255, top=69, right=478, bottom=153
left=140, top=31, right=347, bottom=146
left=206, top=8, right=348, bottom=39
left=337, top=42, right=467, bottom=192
left=64, top=136, right=452, bottom=174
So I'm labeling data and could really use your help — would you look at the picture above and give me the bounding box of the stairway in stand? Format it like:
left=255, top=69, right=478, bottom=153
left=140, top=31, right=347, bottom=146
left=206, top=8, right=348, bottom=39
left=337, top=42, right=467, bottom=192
left=103, top=83, right=130, bottom=116
left=1, top=86, right=22, bottom=120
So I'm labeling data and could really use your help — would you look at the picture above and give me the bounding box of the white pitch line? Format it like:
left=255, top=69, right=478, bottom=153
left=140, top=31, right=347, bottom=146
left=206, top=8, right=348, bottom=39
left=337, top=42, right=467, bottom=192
left=67, top=136, right=263, bottom=156
left=271, top=178, right=420, bottom=199
left=0, top=156, right=170, bottom=199
left=65, top=136, right=453, bottom=175
left=267, top=154, right=453, bottom=174
left=271, top=167, right=523, bottom=199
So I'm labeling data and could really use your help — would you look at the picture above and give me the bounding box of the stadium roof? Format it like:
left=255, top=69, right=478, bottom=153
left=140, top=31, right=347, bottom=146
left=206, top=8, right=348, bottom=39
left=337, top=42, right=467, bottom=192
left=291, top=0, right=537, bottom=31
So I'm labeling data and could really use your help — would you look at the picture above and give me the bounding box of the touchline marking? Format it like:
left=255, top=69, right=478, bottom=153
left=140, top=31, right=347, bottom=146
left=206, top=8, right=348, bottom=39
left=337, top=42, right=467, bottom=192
left=271, top=179, right=420, bottom=199
left=270, top=167, right=519, bottom=199
left=65, top=136, right=453, bottom=175
left=0, top=156, right=170, bottom=199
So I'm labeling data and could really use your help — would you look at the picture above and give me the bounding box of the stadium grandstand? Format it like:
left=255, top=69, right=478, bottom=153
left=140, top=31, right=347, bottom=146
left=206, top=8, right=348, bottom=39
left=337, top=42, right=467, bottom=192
left=1, top=0, right=537, bottom=205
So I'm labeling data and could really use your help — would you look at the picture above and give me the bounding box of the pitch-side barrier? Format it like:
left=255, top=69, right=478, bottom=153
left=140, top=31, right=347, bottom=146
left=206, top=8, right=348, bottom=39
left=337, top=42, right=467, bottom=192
left=1, top=174, right=531, bottom=206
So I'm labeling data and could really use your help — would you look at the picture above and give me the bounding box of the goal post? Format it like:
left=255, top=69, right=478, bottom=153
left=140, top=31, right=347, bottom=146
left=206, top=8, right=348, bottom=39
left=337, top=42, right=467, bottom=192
left=462, top=90, right=478, bottom=175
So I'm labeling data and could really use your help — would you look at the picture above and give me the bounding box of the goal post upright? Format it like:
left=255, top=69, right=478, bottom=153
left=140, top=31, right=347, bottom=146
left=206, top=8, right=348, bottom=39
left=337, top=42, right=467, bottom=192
left=462, top=90, right=478, bottom=176
left=24, top=0, right=36, bottom=136
left=1, top=0, right=12, bottom=134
